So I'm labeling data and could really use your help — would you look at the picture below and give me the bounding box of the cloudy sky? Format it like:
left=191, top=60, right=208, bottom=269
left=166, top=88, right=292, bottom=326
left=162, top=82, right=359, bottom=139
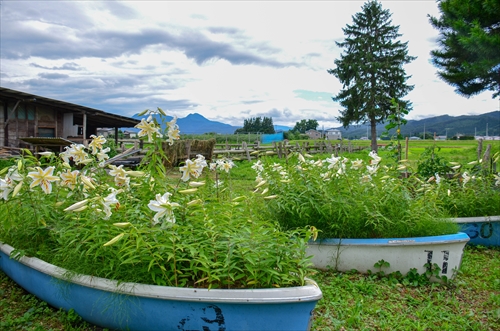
left=1, top=0, right=498, bottom=130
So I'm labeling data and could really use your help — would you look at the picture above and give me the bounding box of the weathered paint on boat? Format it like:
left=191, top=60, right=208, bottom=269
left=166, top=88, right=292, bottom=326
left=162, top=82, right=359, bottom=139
left=454, top=216, right=500, bottom=247
left=307, top=233, right=469, bottom=278
left=0, top=243, right=322, bottom=331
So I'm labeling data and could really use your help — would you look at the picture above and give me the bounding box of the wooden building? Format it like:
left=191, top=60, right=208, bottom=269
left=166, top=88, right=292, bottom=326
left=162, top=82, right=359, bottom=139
left=0, top=87, right=140, bottom=151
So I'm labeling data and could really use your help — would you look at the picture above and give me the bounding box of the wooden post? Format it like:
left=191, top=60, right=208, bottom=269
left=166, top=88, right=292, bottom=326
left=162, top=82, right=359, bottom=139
left=405, top=137, right=409, bottom=160
left=185, top=140, right=192, bottom=159
left=477, top=139, right=483, bottom=160
left=482, top=144, right=491, bottom=172
left=242, top=141, right=251, bottom=161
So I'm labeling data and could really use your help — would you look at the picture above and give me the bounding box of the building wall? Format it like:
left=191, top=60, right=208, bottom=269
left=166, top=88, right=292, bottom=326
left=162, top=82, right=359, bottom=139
left=326, top=131, right=342, bottom=140
left=0, top=100, right=64, bottom=148
left=306, top=130, right=321, bottom=139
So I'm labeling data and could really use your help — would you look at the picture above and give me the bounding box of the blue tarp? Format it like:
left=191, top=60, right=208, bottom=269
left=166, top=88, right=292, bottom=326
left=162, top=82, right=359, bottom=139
left=261, top=132, right=284, bottom=144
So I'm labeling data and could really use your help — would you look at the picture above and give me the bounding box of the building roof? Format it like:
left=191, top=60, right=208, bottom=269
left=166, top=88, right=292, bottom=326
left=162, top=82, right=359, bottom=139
left=0, top=87, right=140, bottom=128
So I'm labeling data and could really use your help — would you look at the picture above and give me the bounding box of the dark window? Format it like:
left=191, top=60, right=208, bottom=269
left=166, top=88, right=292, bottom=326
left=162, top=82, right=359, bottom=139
left=38, top=128, right=55, bottom=137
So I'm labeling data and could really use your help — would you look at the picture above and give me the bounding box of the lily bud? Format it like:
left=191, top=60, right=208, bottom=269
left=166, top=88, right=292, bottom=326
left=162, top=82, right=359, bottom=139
left=64, top=199, right=89, bottom=211
left=113, top=222, right=132, bottom=228
left=12, top=181, right=23, bottom=197
left=103, top=233, right=125, bottom=247
left=188, top=181, right=206, bottom=188
left=178, top=188, right=198, bottom=194
left=187, top=199, right=203, bottom=207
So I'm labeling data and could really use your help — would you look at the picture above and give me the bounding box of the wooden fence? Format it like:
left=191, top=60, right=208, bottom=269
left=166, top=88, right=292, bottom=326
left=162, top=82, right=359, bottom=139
left=212, top=140, right=365, bottom=161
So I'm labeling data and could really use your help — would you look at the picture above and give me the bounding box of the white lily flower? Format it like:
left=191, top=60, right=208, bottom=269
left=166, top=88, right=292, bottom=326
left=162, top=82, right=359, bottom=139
left=325, top=155, right=340, bottom=168
left=369, top=151, right=382, bottom=165
left=60, top=169, right=79, bottom=190
left=135, top=118, right=162, bottom=142
left=166, top=116, right=181, bottom=145
left=101, top=189, right=122, bottom=219
left=0, top=168, right=23, bottom=200
left=88, top=135, right=107, bottom=155
left=179, top=159, right=204, bottom=182
left=108, top=164, right=127, bottom=178
left=148, top=192, right=180, bottom=225
left=351, top=159, right=363, bottom=170
left=366, top=164, right=379, bottom=175
left=462, top=172, right=471, bottom=186
left=96, top=147, right=110, bottom=163
left=27, top=166, right=60, bottom=194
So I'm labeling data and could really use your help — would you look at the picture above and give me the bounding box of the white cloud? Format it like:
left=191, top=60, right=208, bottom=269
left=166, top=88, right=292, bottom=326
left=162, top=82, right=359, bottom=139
left=0, top=0, right=497, bottom=131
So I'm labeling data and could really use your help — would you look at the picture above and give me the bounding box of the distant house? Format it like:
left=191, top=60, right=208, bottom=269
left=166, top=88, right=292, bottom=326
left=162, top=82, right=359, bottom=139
left=325, top=128, right=342, bottom=140
left=475, top=135, right=500, bottom=141
left=0, top=87, right=139, bottom=150
left=96, top=128, right=114, bottom=137
left=305, top=129, right=322, bottom=139
left=123, top=130, right=138, bottom=139
left=434, top=135, right=447, bottom=141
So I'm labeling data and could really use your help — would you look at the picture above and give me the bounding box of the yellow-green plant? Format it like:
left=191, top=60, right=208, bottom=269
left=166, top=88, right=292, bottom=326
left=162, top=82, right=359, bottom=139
left=253, top=151, right=458, bottom=239
left=0, top=108, right=315, bottom=289
left=426, top=152, right=500, bottom=218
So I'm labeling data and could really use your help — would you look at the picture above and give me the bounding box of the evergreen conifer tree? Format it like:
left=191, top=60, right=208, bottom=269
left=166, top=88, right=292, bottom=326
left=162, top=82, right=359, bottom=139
left=429, top=0, right=500, bottom=98
left=328, top=0, right=415, bottom=151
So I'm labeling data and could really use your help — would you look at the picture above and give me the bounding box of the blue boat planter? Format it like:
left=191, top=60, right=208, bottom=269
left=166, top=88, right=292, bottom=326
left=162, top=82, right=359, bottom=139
left=307, top=233, right=469, bottom=279
left=0, top=242, right=322, bottom=331
left=454, top=216, right=500, bottom=247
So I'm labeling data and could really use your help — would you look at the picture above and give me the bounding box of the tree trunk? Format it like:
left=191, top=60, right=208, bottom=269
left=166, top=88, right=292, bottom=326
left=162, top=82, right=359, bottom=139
left=370, top=119, right=378, bottom=152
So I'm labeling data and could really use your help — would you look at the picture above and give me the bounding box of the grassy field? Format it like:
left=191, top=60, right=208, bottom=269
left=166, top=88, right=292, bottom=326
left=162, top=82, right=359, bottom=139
left=1, top=246, right=499, bottom=331
left=0, top=140, right=499, bottom=330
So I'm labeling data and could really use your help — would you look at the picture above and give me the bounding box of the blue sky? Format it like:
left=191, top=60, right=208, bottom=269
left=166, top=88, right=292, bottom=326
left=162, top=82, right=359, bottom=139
left=0, top=0, right=498, bottom=129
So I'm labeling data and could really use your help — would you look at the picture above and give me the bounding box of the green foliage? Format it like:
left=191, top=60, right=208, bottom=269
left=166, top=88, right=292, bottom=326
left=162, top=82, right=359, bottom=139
left=253, top=151, right=458, bottom=239
left=328, top=0, right=416, bottom=151
left=311, top=246, right=500, bottom=330
left=382, top=99, right=410, bottom=161
left=429, top=0, right=500, bottom=98
left=416, top=148, right=500, bottom=217
left=293, top=119, right=319, bottom=133
left=368, top=260, right=453, bottom=287
left=4, top=246, right=500, bottom=330
left=0, top=110, right=315, bottom=290
left=235, top=116, right=275, bottom=134
left=417, top=145, right=452, bottom=178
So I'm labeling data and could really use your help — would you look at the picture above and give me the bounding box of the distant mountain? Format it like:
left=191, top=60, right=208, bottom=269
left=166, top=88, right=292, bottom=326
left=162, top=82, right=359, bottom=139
left=128, top=111, right=499, bottom=137
left=131, top=113, right=241, bottom=134
left=274, top=125, right=293, bottom=132
left=334, top=111, right=500, bottom=139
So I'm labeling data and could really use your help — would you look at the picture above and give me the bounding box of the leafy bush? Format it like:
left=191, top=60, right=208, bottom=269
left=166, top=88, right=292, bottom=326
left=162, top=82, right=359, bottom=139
left=252, top=151, right=458, bottom=239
